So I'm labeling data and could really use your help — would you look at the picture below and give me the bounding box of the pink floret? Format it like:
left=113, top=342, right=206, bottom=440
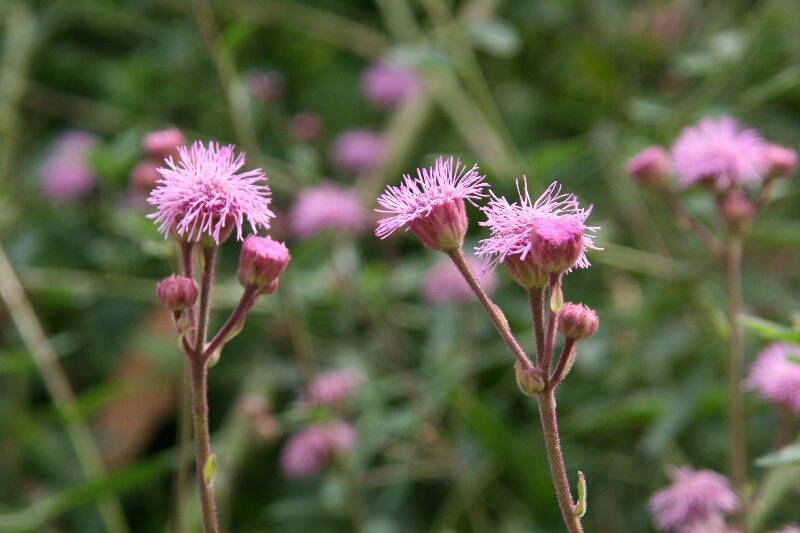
left=289, top=183, right=366, bottom=238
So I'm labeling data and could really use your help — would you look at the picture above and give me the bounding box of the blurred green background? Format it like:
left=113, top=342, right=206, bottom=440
left=1, top=0, right=799, bottom=532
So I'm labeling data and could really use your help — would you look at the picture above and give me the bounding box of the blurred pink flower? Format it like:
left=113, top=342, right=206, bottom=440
left=625, top=145, right=672, bottom=186
left=671, top=116, right=768, bottom=190
left=39, top=131, right=98, bottom=201
left=300, top=369, right=361, bottom=407
left=289, top=183, right=366, bottom=238
left=764, top=144, right=797, bottom=178
left=649, top=466, right=739, bottom=532
left=289, top=111, right=323, bottom=142
left=422, top=257, right=498, bottom=305
left=476, top=180, right=598, bottom=273
left=330, top=129, right=386, bottom=174
left=246, top=69, right=284, bottom=102
left=143, top=127, right=186, bottom=162
left=280, top=422, right=356, bottom=478
left=745, top=342, right=800, bottom=414
left=359, top=62, right=422, bottom=108
left=147, top=141, right=273, bottom=244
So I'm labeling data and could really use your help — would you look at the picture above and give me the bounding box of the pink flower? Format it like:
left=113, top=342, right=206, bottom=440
left=147, top=141, right=273, bottom=244
left=359, top=62, right=422, bottom=108
left=745, top=342, right=800, bottom=414
left=280, top=422, right=356, bottom=478
left=476, top=180, right=598, bottom=273
left=246, top=69, right=284, bottom=102
left=289, top=111, right=323, bottom=142
left=39, top=131, right=98, bottom=201
left=625, top=145, right=672, bottom=186
left=422, top=257, right=498, bottom=305
left=143, top=127, right=186, bottom=162
left=649, top=466, right=739, bottom=532
left=671, top=116, right=768, bottom=190
left=330, top=129, right=386, bottom=174
left=764, top=144, right=797, bottom=178
left=289, top=183, right=366, bottom=238
left=238, top=235, right=290, bottom=289
left=376, top=156, right=487, bottom=251
left=300, top=369, right=361, bottom=407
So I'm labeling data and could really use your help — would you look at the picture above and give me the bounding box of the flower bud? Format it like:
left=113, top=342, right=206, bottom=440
left=529, top=215, right=585, bottom=273
left=625, top=146, right=672, bottom=187
left=238, top=235, right=290, bottom=288
left=130, top=160, right=162, bottom=191
left=504, top=253, right=549, bottom=288
left=144, top=127, right=186, bottom=162
left=407, top=198, right=467, bottom=252
left=515, top=361, right=544, bottom=396
left=156, top=274, right=198, bottom=311
left=718, top=188, right=756, bottom=232
left=557, top=302, right=599, bottom=339
left=764, top=143, right=797, bottom=179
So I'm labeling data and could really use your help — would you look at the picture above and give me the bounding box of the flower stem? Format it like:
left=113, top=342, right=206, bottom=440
left=196, top=246, right=218, bottom=359
left=550, top=339, right=577, bottom=387
left=203, top=285, right=260, bottom=359
left=540, top=274, right=561, bottom=377
left=189, top=357, right=219, bottom=533
left=537, top=389, right=584, bottom=533
left=447, top=247, right=533, bottom=370
left=725, top=234, right=747, bottom=520
left=527, top=287, right=546, bottom=366
left=661, top=189, right=725, bottom=256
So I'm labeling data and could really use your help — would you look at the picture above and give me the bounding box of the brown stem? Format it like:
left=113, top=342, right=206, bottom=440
left=528, top=286, right=546, bottom=366
left=537, top=389, right=584, bottom=533
left=203, top=284, right=260, bottom=359
left=550, top=339, right=577, bottom=388
left=195, top=246, right=218, bottom=359
left=189, top=358, right=219, bottom=533
left=725, top=235, right=747, bottom=523
left=660, top=189, right=725, bottom=256
left=540, top=274, right=561, bottom=378
left=446, top=247, right=533, bottom=370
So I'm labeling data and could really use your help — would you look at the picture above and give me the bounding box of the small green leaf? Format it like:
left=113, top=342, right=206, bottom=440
left=573, top=471, right=587, bottom=518
left=203, top=454, right=218, bottom=485
left=755, top=444, right=800, bottom=468
left=739, top=315, right=800, bottom=344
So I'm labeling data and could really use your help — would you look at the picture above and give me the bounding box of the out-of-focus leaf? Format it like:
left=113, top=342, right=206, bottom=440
left=467, top=19, right=522, bottom=58
left=739, top=315, right=800, bottom=344
left=754, top=443, right=800, bottom=467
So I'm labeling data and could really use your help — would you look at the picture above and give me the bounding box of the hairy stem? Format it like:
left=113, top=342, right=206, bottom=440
left=537, top=389, right=584, bottom=533
left=550, top=339, right=577, bottom=387
left=527, top=287, right=546, bottom=366
left=203, top=284, right=260, bottom=359
left=446, top=247, right=533, bottom=370
left=196, top=246, right=218, bottom=360
left=189, top=358, right=219, bottom=533
left=540, top=274, right=561, bottom=378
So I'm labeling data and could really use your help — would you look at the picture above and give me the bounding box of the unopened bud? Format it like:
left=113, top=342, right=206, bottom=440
left=625, top=146, right=672, bottom=187
left=515, top=361, right=544, bottom=396
left=764, top=144, right=797, bottom=179
left=156, top=274, right=198, bottom=311
left=718, top=188, right=756, bottom=232
left=529, top=215, right=585, bottom=273
left=504, top=253, right=549, bottom=288
left=130, top=160, right=162, bottom=191
left=238, top=235, right=290, bottom=288
left=407, top=198, right=468, bottom=252
left=557, top=302, right=599, bottom=340
left=144, top=127, right=186, bottom=162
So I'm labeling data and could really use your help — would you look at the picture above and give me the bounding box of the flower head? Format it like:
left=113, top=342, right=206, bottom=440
left=299, top=369, right=361, bottom=407
left=156, top=274, right=198, bottom=311
left=40, top=130, right=98, bottom=201
left=147, top=141, right=273, bottom=244
left=649, top=466, right=739, bottom=532
left=745, top=342, right=800, bottom=414
left=289, top=111, right=323, bottom=142
left=289, top=183, right=366, bottom=238
left=558, top=302, right=599, bottom=339
left=330, top=129, right=386, bottom=174
left=422, top=257, right=498, bottom=305
left=280, top=422, right=356, bottom=478
left=764, top=144, right=797, bottom=179
left=671, top=116, right=768, bottom=190
left=144, top=127, right=186, bottom=162
left=626, top=145, right=672, bottom=187
left=359, top=62, right=422, bottom=108
left=477, top=180, right=598, bottom=274
left=376, top=157, right=487, bottom=251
